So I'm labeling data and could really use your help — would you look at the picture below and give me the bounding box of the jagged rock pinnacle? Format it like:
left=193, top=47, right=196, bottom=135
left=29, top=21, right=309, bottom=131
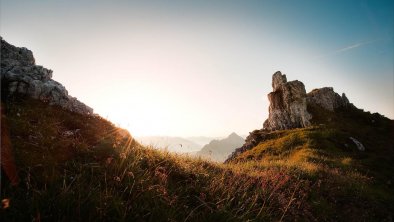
left=226, top=71, right=354, bottom=162
left=263, top=71, right=312, bottom=130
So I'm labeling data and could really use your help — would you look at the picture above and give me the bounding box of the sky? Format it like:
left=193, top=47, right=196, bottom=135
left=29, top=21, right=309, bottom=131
left=1, top=0, right=393, bottom=137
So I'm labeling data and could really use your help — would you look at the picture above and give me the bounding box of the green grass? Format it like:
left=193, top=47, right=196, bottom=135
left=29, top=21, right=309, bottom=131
left=1, top=97, right=393, bottom=221
left=227, top=104, right=394, bottom=221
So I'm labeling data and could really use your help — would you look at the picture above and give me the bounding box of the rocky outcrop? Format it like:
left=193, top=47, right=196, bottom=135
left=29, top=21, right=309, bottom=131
left=349, top=137, right=365, bottom=151
left=307, top=87, right=349, bottom=111
left=263, top=71, right=311, bottom=130
left=1, top=37, right=93, bottom=115
left=226, top=71, right=354, bottom=162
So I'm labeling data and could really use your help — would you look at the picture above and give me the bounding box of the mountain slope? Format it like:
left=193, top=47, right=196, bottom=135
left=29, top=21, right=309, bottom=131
left=226, top=104, right=394, bottom=220
left=225, top=72, right=394, bottom=220
left=0, top=39, right=316, bottom=221
left=0, top=97, right=315, bottom=221
left=2, top=97, right=393, bottom=221
left=2, top=39, right=393, bottom=221
left=197, top=133, right=244, bottom=162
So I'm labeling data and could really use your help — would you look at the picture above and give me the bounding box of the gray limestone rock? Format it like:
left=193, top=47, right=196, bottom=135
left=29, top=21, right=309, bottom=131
left=349, top=137, right=365, bottom=151
left=263, top=71, right=311, bottom=130
left=307, top=87, right=350, bottom=111
left=272, top=71, right=287, bottom=91
left=1, top=37, right=93, bottom=115
left=225, top=71, right=355, bottom=163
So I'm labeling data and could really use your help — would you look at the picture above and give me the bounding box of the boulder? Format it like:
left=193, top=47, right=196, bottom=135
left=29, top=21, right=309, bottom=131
left=349, top=137, right=365, bottom=151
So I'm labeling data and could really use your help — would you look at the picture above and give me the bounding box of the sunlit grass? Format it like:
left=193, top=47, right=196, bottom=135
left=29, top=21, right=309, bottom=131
left=1, top=97, right=393, bottom=221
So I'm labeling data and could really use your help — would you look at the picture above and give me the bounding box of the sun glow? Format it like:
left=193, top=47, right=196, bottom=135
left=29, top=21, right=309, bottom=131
left=2, top=0, right=392, bottom=139
left=88, top=80, right=199, bottom=137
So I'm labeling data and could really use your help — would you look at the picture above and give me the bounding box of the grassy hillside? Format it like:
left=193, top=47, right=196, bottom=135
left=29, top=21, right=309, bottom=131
left=1, top=97, right=393, bottom=221
left=229, top=104, right=394, bottom=220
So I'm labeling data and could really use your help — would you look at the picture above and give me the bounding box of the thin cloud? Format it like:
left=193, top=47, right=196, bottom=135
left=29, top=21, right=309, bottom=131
left=314, top=39, right=379, bottom=60
left=335, top=42, right=364, bottom=53
left=335, top=39, right=378, bottom=53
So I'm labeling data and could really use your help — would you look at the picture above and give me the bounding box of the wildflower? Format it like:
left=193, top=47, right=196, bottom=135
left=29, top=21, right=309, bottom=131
left=127, top=171, right=134, bottom=178
left=155, top=167, right=168, bottom=185
left=199, top=192, right=206, bottom=201
left=106, top=157, right=113, bottom=165
left=120, top=152, right=127, bottom=159
left=2, top=199, right=10, bottom=209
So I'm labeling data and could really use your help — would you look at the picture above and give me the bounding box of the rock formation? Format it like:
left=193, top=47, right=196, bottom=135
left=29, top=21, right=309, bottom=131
left=1, top=37, right=93, bottom=115
left=226, top=71, right=354, bottom=162
left=263, top=71, right=311, bottom=130
left=307, top=87, right=350, bottom=111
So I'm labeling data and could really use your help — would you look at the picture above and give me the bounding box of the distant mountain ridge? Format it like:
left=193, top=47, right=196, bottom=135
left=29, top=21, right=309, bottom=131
left=197, top=132, right=244, bottom=162
left=186, top=136, right=224, bottom=146
left=137, top=136, right=202, bottom=153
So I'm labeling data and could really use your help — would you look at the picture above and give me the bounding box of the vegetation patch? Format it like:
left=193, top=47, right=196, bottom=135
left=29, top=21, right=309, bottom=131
left=1, top=97, right=393, bottom=221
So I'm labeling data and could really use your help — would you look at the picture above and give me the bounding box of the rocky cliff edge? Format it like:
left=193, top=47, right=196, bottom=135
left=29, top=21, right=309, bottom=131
left=1, top=37, right=93, bottom=115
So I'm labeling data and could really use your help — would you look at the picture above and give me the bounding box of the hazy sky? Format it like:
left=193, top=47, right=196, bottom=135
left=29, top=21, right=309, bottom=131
left=1, top=0, right=393, bottom=137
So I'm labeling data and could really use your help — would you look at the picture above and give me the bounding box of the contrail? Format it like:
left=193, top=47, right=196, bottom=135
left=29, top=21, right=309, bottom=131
left=334, top=39, right=378, bottom=53
left=314, top=39, right=379, bottom=59
left=335, top=42, right=364, bottom=53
